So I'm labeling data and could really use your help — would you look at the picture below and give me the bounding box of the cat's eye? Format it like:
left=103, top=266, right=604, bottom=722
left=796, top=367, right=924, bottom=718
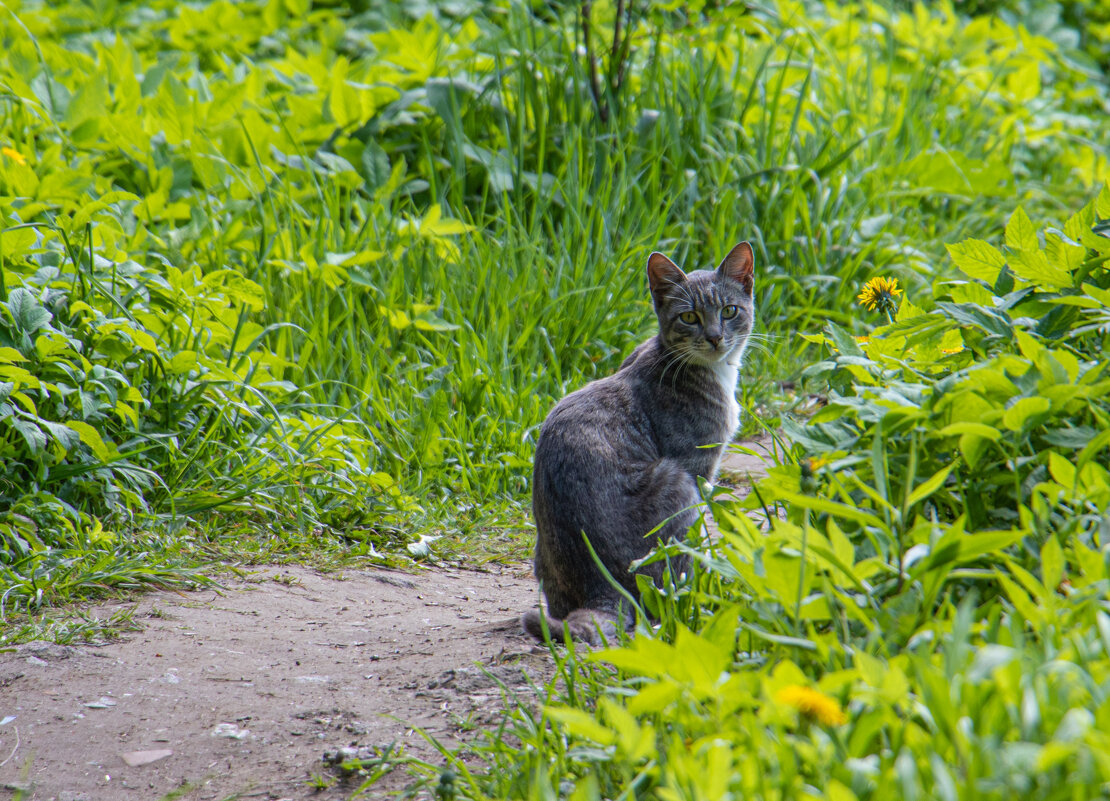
left=721, top=305, right=739, bottom=319
left=679, top=311, right=699, bottom=324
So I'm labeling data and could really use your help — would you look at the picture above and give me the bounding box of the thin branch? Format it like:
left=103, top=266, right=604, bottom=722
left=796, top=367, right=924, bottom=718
left=581, top=1, right=608, bottom=123
left=610, top=0, right=625, bottom=91
left=613, top=0, right=637, bottom=92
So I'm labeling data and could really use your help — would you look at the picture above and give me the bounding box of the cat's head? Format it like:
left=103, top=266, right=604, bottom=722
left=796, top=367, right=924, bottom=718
left=646, top=242, right=755, bottom=366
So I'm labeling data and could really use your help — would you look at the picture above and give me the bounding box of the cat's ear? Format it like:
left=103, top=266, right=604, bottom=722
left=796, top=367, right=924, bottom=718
left=647, top=252, right=686, bottom=297
left=717, top=241, right=754, bottom=295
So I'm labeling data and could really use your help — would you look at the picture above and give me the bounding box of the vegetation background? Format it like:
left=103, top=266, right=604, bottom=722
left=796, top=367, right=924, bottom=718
left=2, top=0, right=1110, bottom=796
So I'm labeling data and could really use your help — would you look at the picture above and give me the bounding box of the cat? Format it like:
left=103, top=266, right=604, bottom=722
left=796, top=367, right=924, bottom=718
left=522, top=242, right=755, bottom=645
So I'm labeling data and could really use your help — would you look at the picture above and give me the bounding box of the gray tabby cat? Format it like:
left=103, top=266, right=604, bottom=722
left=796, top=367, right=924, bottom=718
left=523, top=242, right=756, bottom=645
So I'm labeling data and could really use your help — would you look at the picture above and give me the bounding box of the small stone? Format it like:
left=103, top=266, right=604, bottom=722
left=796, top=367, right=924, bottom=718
left=120, top=749, right=172, bottom=767
left=211, top=722, right=249, bottom=740
left=85, top=697, right=117, bottom=709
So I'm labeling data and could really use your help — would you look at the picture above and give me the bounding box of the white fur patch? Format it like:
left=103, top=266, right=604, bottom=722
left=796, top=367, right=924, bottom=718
left=710, top=357, right=741, bottom=435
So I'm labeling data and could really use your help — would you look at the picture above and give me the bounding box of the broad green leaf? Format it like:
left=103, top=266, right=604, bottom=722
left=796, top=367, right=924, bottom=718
left=1048, top=451, right=1076, bottom=488
left=67, top=420, right=110, bottom=461
left=1009, top=249, right=1071, bottom=290
left=0, top=225, right=37, bottom=252
left=1040, top=537, right=1064, bottom=590
left=543, top=706, right=615, bottom=746
left=3, top=288, right=52, bottom=333
left=1045, top=232, right=1087, bottom=274
left=378, top=305, right=410, bottom=329
left=1005, top=207, right=1038, bottom=251
left=1002, top=397, right=1051, bottom=431
left=935, top=302, right=1012, bottom=338
left=41, top=420, right=80, bottom=452
left=1006, top=60, right=1040, bottom=102
left=599, top=699, right=654, bottom=761
left=1078, top=429, right=1110, bottom=474
left=946, top=239, right=1005, bottom=284
left=826, top=322, right=866, bottom=357
left=1082, top=282, right=1110, bottom=307
left=627, top=680, right=682, bottom=715
left=12, top=418, right=46, bottom=453
left=937, top=422, right=1002, bottom=441
left=947, top=281, right=996, bottom=305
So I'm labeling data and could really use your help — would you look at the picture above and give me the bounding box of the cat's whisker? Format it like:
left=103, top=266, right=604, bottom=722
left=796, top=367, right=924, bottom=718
left=656, top=345, right=693, bottom=388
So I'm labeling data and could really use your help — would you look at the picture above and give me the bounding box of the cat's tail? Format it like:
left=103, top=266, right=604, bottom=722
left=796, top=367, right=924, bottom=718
left=521, top=608, right=619, bottom=646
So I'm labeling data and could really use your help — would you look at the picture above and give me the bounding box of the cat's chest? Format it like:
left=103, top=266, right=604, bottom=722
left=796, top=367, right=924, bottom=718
left=708, top=361, right=741, bottom=435
left=647, top=361, right=739, bottom=475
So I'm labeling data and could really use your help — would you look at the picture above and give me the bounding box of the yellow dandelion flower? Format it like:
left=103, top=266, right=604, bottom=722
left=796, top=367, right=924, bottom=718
left=856, top=276, right=902, bottom=316
left=776, top=685, right=847, bottom=726
left=1, top=146, right=27, bottom=166
left=806, top=456, right=831, bottom=470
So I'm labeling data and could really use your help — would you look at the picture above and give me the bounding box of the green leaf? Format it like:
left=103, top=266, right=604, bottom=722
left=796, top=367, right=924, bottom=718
left=1005, top=207, right=1038, bottom=252
left=826, top=322, right=866, bottom=357
left=543, top=706, right=615, bottom=746
left=1082, top=282, right=1110, bottom=307
left=768, top=489, right=887, bottom=529
left=935, top=302, right=1012, bottom=338
left=957, top=528, right=1025, bottom=563
left=204, top=271, right=265, bottom=311
left=958, top=432, right=992, bottom=470
left=1048, top=451, right=1076, bottom=488
left=3, top=288, right=52, bottom=333
left=1002, top=397, right=1051, bottom=431
left=1008, top=250, right=1071, bottom=290
left=994, top=570, right=1042, bottom=623
left=1077, top=429, right=1110, bottom=474
left=906, top=463, right=956, bottom=508
left=946, top=239, right=1006, bottom=284
left=1006, top=60, right=1040, bottom=102
left=937, top=422, right=1002, bottom=441
left=0, top=225, right=37, bottom=252
left=1040, top=537, right=1064, bottom=590
left=41, top=420, right=80, bottom=452
left=67, top=420, right=111, bottom=461
left=412, top=310, right=460, bottom=332
left=12, top=418, right=46, bottom=453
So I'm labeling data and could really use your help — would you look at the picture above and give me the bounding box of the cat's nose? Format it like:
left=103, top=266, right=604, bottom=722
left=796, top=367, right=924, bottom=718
left=706, top=333, right=722, bottom=349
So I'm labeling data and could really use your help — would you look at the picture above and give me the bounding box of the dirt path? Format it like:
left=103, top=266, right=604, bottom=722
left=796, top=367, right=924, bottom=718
left=0, top=440, right=773, bottom=801
left=0, top=565, right=545, bottom=800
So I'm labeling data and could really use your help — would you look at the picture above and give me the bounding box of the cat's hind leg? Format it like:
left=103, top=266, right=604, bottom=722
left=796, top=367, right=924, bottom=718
left=521, top=607, right=620, bottom=646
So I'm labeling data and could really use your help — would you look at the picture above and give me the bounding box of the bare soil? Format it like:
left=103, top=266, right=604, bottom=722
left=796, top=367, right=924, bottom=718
left=0, top=441, right=772, bottom=801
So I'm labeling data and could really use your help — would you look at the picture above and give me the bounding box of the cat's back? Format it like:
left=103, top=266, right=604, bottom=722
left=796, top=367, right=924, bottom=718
left=534, top=356, right=651, bottom=468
